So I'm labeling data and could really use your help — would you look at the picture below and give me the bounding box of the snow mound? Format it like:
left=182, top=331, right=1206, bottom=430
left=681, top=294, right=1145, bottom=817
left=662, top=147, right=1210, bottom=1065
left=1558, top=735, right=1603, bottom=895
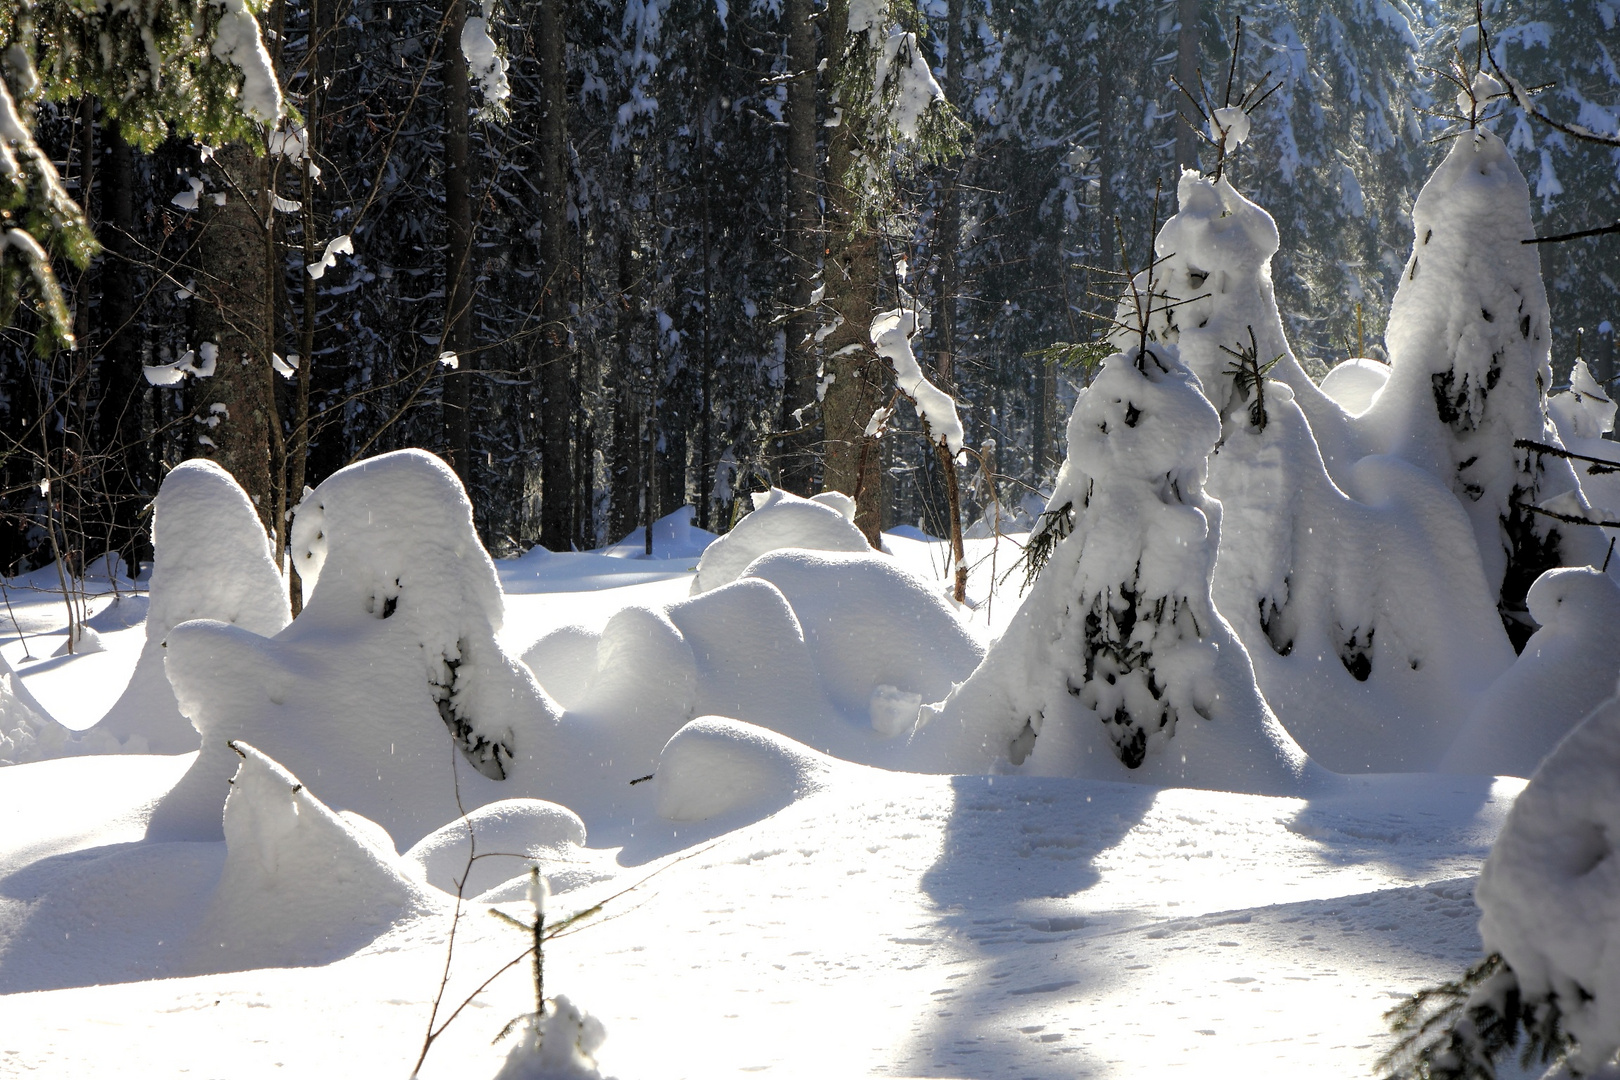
left=520, top=624, right=601, bottom=710
left=739, top=548, right=982, bottom=722
left=690, top=488, right=869, bottom=594
left=188, top=741, right=435, bottom=974
left=88, top=458, right=289, bottom=754
left=653, top=716, right=831, bottom=823
left=493, top=996, right=611, bottom=1080
left=913, top=347, right=1317, bottom=794
left=404, top=798, right=589, bottom=898
left=1476, top=693, right=1620, bottom=1070
left=148, top=450, right=563, bottom=847
left=1443, top=567, right=1620, bottom=778
left=605, top=507, right=717, bottom=560
left=1318, top=357, right=1389, bottom=415
left=667, top=578, right=836, bottom=742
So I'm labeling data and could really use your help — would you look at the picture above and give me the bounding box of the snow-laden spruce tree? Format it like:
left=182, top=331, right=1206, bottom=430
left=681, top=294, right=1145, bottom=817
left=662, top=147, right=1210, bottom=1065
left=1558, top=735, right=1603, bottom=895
left=1359, top=127, right=1605, bottom=648
left=1133, top=166, right=1517, bottom=771
left=912, top=331, right=1315, bottom=794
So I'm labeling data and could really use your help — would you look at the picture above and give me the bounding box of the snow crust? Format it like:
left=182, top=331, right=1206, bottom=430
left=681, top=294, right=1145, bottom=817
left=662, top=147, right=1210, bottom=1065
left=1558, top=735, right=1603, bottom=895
left=690, top=487, right=868, bottom=594
left=89, top=459, right=288, bottom=754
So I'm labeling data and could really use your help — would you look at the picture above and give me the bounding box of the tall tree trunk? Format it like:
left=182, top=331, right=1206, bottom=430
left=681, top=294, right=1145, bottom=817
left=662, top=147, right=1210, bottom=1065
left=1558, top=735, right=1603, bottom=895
left=609, top=225, right=644, bottom=541
left=98, top=123, right=148, bottom=573
left=537, top=0, right=574, bottom=550
left=819, top=0, right=886, bottom=546
left=193, top=141, right=277, bottom=536
left=442, top=0, right=476, bottom=486
left=776, top=0, right=820, bottom=496
left=1175, top=0, right=1201, bottom=174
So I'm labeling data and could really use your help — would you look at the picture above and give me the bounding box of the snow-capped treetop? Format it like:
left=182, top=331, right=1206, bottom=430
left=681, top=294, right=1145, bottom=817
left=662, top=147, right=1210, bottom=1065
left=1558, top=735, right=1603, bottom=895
left=147, top=459, right=288, bottom=645
left=1361, top=128, right=1598, bottom=609
left=870, top=307, right=964, bottom=454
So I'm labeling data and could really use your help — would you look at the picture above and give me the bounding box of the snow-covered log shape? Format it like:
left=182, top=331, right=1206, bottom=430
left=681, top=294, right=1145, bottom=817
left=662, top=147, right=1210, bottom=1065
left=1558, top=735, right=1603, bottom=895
left=147, top=450, right=563, bottom=847
left=914, top=345, right=1316, bottom=794
left=653, top=716, right=831, bottom=823
left=1360, top=129, right=1603, bottom=645
left=187, top=741, right=435, bottom=974
left=493, top=996, right=610, bottom=1080
left=88, top=458, right=289, bottom=754
left=1443, top=568, right=1620, bottom=778
left=690, top=487, right=868, bottom=594
left=1475, top=693, right=1620, bottom=1071
left=1138, top=170, right=1515, bottom=772
left=404, top=798, right=588, bottom=898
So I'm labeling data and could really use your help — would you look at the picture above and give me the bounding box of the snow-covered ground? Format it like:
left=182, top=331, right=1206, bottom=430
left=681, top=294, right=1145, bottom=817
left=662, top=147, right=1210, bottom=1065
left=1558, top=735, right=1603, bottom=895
left=0, top=535, right=1532, bottom=1079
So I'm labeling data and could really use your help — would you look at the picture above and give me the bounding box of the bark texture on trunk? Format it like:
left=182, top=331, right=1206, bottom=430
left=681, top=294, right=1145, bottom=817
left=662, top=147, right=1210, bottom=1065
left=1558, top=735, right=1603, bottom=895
left=818, top=0, right=885, bottom=546
left=537, top=0, right=575, bottom=550
left=193, top=141, right=276, bottom=537
left=442, top=0, right=476, bottom=486
left=1175, top=0, right=1201, bottom=174
left=776, top=0, right=820, bottom=496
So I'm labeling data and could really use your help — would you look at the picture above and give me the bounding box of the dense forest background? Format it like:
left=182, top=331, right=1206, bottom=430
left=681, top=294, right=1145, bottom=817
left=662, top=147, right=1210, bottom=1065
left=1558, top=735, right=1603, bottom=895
left=2, top=0, right=1617, bottom=580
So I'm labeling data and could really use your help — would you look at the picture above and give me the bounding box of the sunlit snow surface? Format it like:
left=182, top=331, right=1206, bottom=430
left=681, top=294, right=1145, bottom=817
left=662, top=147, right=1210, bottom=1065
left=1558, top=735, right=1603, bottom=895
left=0, top=541, right=1531, bottom=1079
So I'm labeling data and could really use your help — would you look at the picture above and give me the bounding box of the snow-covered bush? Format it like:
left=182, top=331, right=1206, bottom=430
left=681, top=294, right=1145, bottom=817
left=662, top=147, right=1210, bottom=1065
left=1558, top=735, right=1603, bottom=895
left=1115, top=155, right=1541, bottom=772
left=913, top=344, right=1315, bottom=794
left=147, top=450, right=565, bottom=847
left=89, top=458, right=289, bottom=754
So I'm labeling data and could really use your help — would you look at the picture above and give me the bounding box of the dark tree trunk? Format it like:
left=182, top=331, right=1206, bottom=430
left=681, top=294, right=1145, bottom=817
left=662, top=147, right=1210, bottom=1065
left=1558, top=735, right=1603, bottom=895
left=1175, top=0, right=1201, bottom=174
left=193, top=141, right=277, bottom=537
left=97, top=123, right=148, bottom=572
left=442, top=0, right=476, bottom=486
left=818, top=0, right=886, bottom=545
left=537, top=0, right=575, bottom=550
left=776, top=0, right=820, bottom=496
